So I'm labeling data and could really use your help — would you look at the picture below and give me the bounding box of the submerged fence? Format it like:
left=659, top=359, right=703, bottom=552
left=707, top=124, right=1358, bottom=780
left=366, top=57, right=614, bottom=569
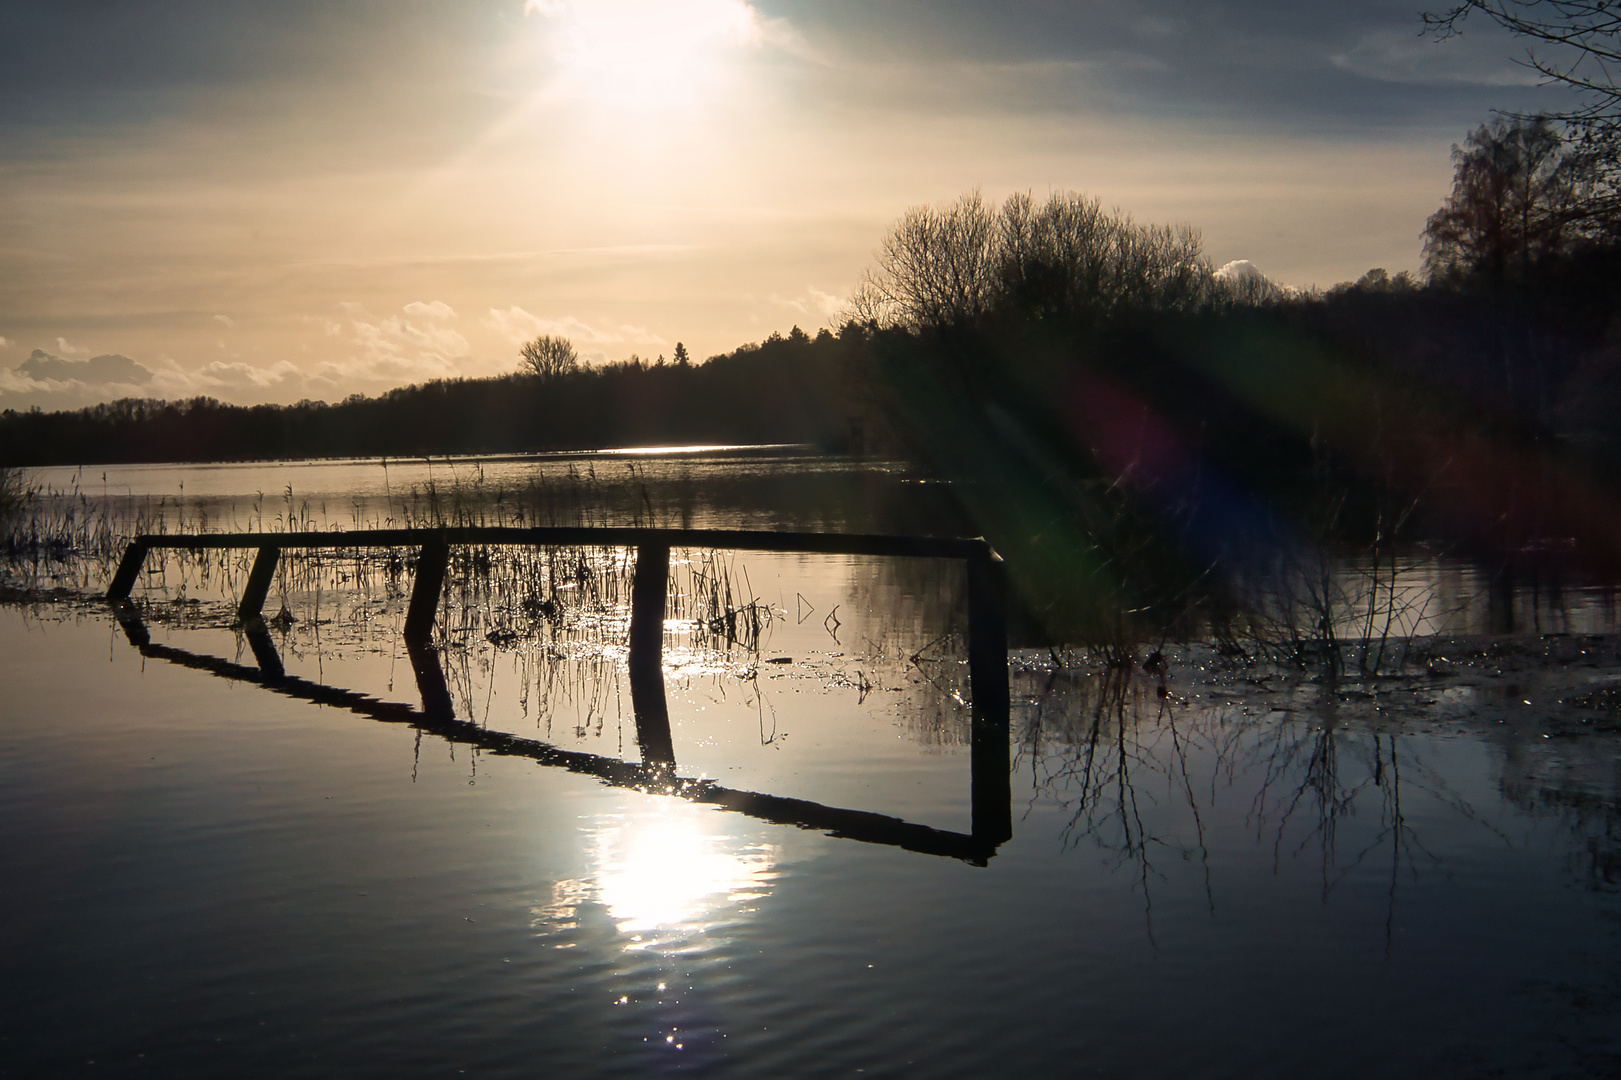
left=107, top=526, right=1013, bottom=860
left=107, top=525, right=1008, bottom=715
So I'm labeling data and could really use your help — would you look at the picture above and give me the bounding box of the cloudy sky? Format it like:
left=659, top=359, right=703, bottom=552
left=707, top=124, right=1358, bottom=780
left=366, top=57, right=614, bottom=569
left=0, top=0, right=1573, bottom=410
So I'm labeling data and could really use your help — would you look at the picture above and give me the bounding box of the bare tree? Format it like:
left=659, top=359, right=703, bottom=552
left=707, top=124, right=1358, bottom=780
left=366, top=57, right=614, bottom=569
left=844, top=189, right=1218, bottom=332
left=846, top=190, right=1001, bottom=330
left=1425, top=1, right=1621, bottom=146
left=519, top=334, right=579, bottom=379
left=1422, top=116, right=1595, bottom=283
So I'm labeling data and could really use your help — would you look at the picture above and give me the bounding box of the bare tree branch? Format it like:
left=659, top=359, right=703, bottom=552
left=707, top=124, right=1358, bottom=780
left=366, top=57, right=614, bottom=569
left=1425, top=1, right=1621, bottom=142
left=841, top=190, right=1226, bottom=332
left=519, top=334, right=579, bottom=380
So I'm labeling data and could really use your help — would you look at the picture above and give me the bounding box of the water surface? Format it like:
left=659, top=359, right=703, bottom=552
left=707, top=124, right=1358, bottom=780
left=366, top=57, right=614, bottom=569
left=3, top=450, right=1620, bottom=1077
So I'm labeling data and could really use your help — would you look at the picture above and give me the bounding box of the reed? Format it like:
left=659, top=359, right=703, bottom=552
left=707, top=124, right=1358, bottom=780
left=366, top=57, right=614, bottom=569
left=0, top=467, right=23, bottom=520
left=0, top=461, right=1474, bottom=686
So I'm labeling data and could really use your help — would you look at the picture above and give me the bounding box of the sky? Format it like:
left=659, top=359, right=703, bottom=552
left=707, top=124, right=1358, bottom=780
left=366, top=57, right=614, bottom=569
left=0, top=0, right=1578, bottom=411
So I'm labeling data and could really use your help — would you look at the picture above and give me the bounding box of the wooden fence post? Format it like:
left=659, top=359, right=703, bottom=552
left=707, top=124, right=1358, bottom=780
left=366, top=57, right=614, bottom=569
left=966, top=548, right=1009, bottom=722
left=404, top=535, right=450, bottom=645
left=628, top=543, right=675, bottom=767
left=967, top=548, right=1012, bottom=845
left=106, top=542, right=148, bottom=602
left=237, top=545, right=280, bottom=623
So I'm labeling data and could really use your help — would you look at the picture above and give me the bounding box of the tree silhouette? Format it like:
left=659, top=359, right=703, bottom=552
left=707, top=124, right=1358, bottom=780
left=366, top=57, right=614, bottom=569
left=1422, top=117, right=1595, bottom=285
left=845, top=190, right=1001, bottom=330
left=519, top=334, right=579, bottom=379
left=844, top=189, right=1219, bottom=331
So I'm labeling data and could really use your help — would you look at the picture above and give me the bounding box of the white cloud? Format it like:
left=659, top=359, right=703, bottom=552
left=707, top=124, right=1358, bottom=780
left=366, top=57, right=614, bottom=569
left=54, top=336, right=91, bottom=357
left=769, top=287, right=843, bottom=322
left=753, top=11, right=818, bottom=61
left=1215, top=259, right=1301, bottom=300
left=1331, top=30, right=1539, bottom=87
left=0, top=337, right=10, bottom=348
left=0, top=367, right=50, bottom=394
left=325, top=302, right=473, bottom=377
left=212, top=314, right=235, bottom=328
left=484, top=306, right=665, bottom=352
left=484, top=305, right=547, bottom=343
left=350, top=314, right=470, bottom=362
left=152, top=360, right=304, bottom=396
left=0, top=301, right=510, bottom=411
left=403, top=300, right=456, bottom=319
left=139, top=349, right=501, bottom=406
left=1214, top=259, right=1261, bottom=282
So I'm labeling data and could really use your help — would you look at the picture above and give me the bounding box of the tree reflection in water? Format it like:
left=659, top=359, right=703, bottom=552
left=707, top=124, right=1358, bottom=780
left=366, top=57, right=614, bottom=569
left=1014, top=655, right=1533, bottom=950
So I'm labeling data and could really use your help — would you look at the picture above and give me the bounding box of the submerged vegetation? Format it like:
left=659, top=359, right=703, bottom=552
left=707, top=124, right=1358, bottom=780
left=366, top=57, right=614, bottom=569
left=0, top=466, right=23, bottom=522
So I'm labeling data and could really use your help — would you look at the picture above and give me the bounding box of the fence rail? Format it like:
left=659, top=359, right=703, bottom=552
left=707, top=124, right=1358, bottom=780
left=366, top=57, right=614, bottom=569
left=105, top=525, right=1013, bottom=859
left=106, top=524, right=1009, bottom=725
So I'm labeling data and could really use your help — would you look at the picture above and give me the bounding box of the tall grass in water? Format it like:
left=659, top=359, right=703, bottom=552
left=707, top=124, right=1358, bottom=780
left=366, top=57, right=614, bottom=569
left=0, top=468, right=134, bottom=592
left=10, top=465, right=786, bottom=691
left=0, top=467, right=22, bottom=519
left=0, top=459, right=1468, bottom=683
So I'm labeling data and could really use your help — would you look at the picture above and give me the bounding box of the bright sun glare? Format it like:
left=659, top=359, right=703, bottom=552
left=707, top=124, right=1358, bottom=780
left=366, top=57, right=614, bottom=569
left=594, top=807, right=776, bottom=938
left=529, top=0, right=760, bottom=108
left=534, top=804, right=778, bottom=947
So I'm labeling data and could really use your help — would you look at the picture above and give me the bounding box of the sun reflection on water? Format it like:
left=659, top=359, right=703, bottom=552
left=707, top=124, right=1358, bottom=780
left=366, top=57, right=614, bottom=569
left=536, top=801, right=777, bottom=949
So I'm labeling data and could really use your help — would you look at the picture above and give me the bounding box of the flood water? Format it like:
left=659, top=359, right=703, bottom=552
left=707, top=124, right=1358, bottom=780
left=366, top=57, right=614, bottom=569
left=3, top=449, right=1620, bottom=1077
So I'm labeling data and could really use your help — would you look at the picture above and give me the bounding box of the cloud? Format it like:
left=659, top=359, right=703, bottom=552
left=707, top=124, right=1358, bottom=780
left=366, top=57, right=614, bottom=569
left=1330, top=30, right=1539, bottom=87
left=484, top=306, right=665, bottom=352
left=54, top=337, right=92, bottom=357
left=1215, top=259, right=1301, bottom=300
left=17, top=348, right=154, bottom=385
left=753, top=10, right=820, bottom=61
left=142, top=349, right=502, bottom=406
left=0, top=348, right=160, bottom=410
left=0, top=337, right=10, bottom=348
left=151, top=359, right=305, bottom=396
left=0, top=299, right=513, bottom=412
left=0, top=367, right=51, bottom=396
left=334, top=302, right=472, bottom=372
left=212, top=314, right=235, bottom=328
left=770, top=287, right=844, bottom=322
left=403, top=300, right=456, bottom=319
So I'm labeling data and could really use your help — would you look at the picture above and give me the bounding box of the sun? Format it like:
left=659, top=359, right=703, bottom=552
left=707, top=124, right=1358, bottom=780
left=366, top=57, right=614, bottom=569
left=530, top=0, right=760, bottom=109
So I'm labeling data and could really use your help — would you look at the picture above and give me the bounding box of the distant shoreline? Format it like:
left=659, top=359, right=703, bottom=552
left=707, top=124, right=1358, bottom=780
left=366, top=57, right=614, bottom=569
left=23, top=442, right=829, bottom=476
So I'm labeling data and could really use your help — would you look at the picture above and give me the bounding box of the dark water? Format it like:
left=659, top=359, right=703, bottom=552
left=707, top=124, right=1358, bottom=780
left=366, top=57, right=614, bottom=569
left=3, top=451, right=1620, bottom=1077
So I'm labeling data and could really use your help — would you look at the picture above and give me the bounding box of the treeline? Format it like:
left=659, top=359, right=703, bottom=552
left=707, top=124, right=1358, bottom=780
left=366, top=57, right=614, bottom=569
left=837, top=176, right=1621, bottom=638
left=0, top=332, right=869, bottom=466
